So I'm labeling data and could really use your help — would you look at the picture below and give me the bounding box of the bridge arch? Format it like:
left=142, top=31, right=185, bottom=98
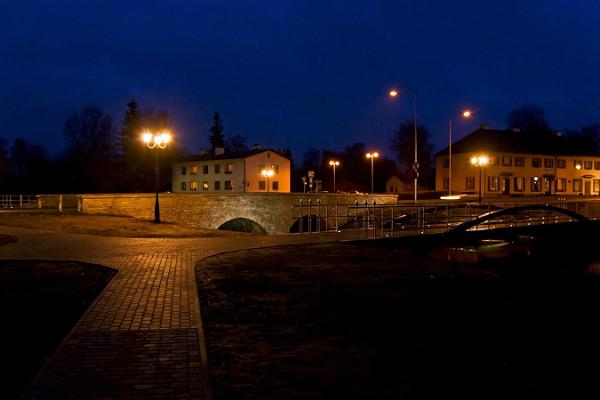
left=218, top=218, right=267, bottom=233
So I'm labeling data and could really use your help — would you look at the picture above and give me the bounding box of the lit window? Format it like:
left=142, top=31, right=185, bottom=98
left=513, top=177, right=525, bottom=192
left=214, top=181, right=221, bottom=190
left=594, top=179, right=600, bottom=193
left=190, top=166, right=198, bottom=175
left=466, top=176, right=475, bottom=190
left=502, top=156, right=512, bottom=167
left=225, top=163, right=233, bottom=174
left=544, top=158, right=554, bottom=168
left=584, top=161, right=593, bottom=170
left=202, top=181, right=209, bottom=190
left=594, top=161, right=600, bottom=170
left=181, top=166, right=187, bottom=175
left=273, top=165, right=279, bottom=174
left=574, top=160, right=583, bottom=169
left=190, top=181, right=198, bottom=191
left=532, top=158, right=541, bottom=168
left=181, top=182, right=187, bottom=191
left=224, top=180, right=232, bottom=190
left=556, top=178, right=566, bottom=192
left=487, top=176, right=499, bottom=192
left=272, top=181, right=279, bottom=191
left=259, top=180, right=266, bottom=190
left=573, top=179, right=583, bottom=192
left=258, top=163, right=265, bottom=173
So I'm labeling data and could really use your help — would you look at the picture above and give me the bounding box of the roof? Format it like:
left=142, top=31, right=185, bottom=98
left=435, top=127, right=600, bottom=157
left=181, top=148, right=289, bottom=162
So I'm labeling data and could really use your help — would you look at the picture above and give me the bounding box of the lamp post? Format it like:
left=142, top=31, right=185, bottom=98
left=329, top=160, right=340, bottom=192
left=142, top=130, right=172, bottom=223
left=366, top=152, right=379, bottom=193
left=261, top=168, right=274, bottom=192
left=448, top=109, right=472, bottom=196
left=470, top=155, right=489, bottom=203
left=390, top=89, right=418, bottom=202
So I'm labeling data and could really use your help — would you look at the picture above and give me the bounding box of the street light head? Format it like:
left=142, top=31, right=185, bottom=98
left=329, top=160, right=340, bottom=166
left=479, top=155, right=489, bottom=166
left=142, top=132, right=153, bottom=144
left=261, top=169, right=274, bottom=177
left=161, top=132, right=171, bottom=144
left=575, top=164, right=582, bottom=170
left=470, top=156, right=478, bottom=166
left=462, top=110, right=472, bottom=118
left=373, top=152, right=379, bottom=158
left=389, top=89, right=398, bottom=97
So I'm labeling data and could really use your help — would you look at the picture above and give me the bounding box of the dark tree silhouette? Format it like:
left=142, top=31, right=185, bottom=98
left=507, top=104, right=551, bottom=135
left=209, top=112, right=225, bottom=151
left=8, top=138, right=49, bottom=192
left=225, top=134, right=249, bottom=153
left=391, top=120, right=434, bottom=185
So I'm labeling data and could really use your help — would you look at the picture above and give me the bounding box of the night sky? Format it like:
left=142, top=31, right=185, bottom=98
left=2, top=0, right=600, bottom=159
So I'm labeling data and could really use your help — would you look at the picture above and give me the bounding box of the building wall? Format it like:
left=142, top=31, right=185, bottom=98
left=436, top=152, right=600, bottom=196
left=78, top=192, right=398, bottom=234
left=172, top=159, right=246, bottom=193
left=244, top=151, right=291, bottom=193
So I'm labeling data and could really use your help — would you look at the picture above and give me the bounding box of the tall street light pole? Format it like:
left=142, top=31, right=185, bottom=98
left=448, top=109, right=472, bottom=196
left=329, top=160, right=340, bottom=192
left=366, top=152, right=379, bottom=193
left=470, top=155, right=489, bottom=203
left=389, top=89, right=418, bottom=202
left=142, top=130, right=172, bottom=223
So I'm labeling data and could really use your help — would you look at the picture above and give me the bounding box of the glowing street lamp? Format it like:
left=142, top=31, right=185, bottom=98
left=470, top=155, right=489, bottom=203
left=389, top=88, right=418, bottom=202
left=448, top=109, right=473, bottom=196
left=141, top=130, right=172, bottom=223
left=366, top=152, right=379, bottom=193
left=261, top=168, right=275, bottom=193
left=329, top=160, right=340, bottom=192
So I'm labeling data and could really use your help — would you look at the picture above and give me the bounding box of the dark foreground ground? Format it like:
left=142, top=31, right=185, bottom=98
left=0, top=260, right=115, bottom=398
left=197, top=240, right=600, bottom=400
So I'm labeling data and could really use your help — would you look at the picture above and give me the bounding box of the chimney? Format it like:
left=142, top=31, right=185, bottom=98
left=479, top=124, right=490, bottom=130
left=510, top=127, right=521, bottom=133
left=214, top=147, right=225, bottom=156
left=251, top=144, right=261, bottom=150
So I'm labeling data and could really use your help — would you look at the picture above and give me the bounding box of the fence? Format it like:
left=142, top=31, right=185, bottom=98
left=291, top=198, right=600, bottom=239
left=0, top=194, right=38, bottom=209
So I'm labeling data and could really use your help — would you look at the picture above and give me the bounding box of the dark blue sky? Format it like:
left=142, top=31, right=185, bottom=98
left=2, top=0, right=600, bottom=160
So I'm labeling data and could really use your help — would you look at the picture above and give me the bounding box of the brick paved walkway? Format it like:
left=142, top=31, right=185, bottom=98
left=0, top=226, right=335, bottom=399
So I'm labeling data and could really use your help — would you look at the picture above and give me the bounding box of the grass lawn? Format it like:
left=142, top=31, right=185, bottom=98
left=0, top=212, right=246, bottom=238
left=0, top=260, right=116, bottom=398
left=197, top=242, right=600, bottom=400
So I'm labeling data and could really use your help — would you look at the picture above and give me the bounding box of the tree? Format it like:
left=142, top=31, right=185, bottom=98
left=507, top=104, right=551, bottom=135
left=225, top=134, right=249, bottom=153
left=116, top=99, right=142, bottom=157
left=209, top=112, right=225, bottom=150
left=8, top=138, right=49, bottom=192
left=565, top=124, right=600, bottom=154
left=391, top=120, right=434, bottom=185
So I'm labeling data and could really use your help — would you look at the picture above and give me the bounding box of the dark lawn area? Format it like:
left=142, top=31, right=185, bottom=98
left=0, top=260, right=116, bottom=398
left=197, top=241, right=600, bottom=400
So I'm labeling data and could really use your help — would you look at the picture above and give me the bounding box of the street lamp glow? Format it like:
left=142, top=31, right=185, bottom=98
left=389, top=89, right=398, bottom=97
left=462, top=110, right=472, bottom=118
left=141, top=129, right=173, bottom=223
left=366, top=151, right=379, bottom=193
left=366, top=152, right=379, bottom=159
left=575, top=164, right=582, bottom=170
left=261, top=168, right=275, bottom=193
left=470, top=154, right=489, bottom=203
left=329, top=160, right=340, bottom=192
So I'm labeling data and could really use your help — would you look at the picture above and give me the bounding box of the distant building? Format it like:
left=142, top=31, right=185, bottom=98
left=435, top=126, right=600, bottom=196
left=386, top=175, right=411, bottom=193
left=172, top=147, right=291, bottom=193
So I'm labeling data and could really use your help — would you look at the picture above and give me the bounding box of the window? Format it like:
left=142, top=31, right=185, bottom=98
left=595, top=161, right=600, bottom=170
left=513, top=177, right=525, bottom=192
left=202, top=165, right=208, bottom=174
left=532, top=158, right=541, bottom=168
left=190, top=181, right=198, bottom=191
left=181, top=166, right=187, bottom=175
left=214, top=181, right=221, bottom=190
left=544, top=158, right=554, bottom=168
left=573, top=179, right=583, bottom=192
left=574, top=160, right=583, bottom=169
left=224, top=180, right=232, bottom=190
left=557, top=159, right=566, bottom=168
left=191, top=166, right=198, bottom=175
left=502, top=156, right=512, bottom=167
left=584, top=160, right=593, bottom=170
left=514, top=157, right=525, bottom=167
left=181, top=182, right=187, bottom=191
left=258, top=163, right=265, bottom=172
left=443, top=158, right=449, bottom=168
left=556, top=178, right=566, bottom=192
left=487, top=176, right=499, bottom=192
left=443, top=177, right=449, bottom=190
left=272, top=181, right=279, bottom=191
left=594, top=179, right=600, bottom=193
left=466, top=176, right=475, bottom=190
left=202, top=181, right=209, bottom=190
left=531, top=177, right=540, bottom=192
left=225, top=163, right=233, bottom=174
left=273, top=165, right=279, bottom=174
left=489, top=156, right=499, bottom=166
left=259, top=180, right=266, bottom=190
left=214, top=164, right=221, bottom=174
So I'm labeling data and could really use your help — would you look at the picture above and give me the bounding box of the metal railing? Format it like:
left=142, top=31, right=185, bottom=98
left=291, top=198, right=600, bottom=239
left=0, top=194, right=37, bottom=209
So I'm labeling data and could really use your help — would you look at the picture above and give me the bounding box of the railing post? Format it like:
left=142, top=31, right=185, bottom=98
left=299, top=199, right=303, bottom=234
left=19, top=194, right=23, bottom=208
left=317, top=198, right=321, bottom=233
left=58, top=194, right=63, bottom=213
left=308, top=199, right=312, bottom=233
left=335, top=203, right=339, bottom=232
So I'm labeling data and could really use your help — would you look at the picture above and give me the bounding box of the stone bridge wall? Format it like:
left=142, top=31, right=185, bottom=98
left=71, top=193, right=398, bottom=234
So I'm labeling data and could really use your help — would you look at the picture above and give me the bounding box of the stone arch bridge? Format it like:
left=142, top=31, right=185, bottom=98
left=38, top=193, right=399, bottom=234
